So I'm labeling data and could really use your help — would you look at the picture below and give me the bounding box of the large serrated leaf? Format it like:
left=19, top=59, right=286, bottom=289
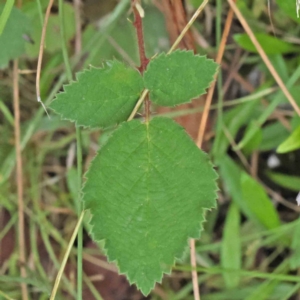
left=0, top=5, right=30, bottom=68
left=144, top=50, right=218, bottom=106
left=83, top=117, right=218, bottom=295
left=49, top=61, right=144, bottom=128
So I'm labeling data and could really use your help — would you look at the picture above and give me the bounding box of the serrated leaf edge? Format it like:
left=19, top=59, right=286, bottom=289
left=81, top=118, right=219, bottom=295
left=144, top=50, right=219, bottom=107
left=49, top=61, right=142, bottom=129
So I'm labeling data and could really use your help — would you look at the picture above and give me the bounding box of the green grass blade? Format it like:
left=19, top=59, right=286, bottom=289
left=0, top=0, right=15, bottom=36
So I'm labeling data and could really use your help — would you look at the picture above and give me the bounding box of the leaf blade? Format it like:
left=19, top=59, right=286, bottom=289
left=277, top=125, right=300, bottom=153
left=221, top=203, right=241, bottom=288
left=241, top=173, right=281, bottom=230
left=144, top=50, right=218, bottom=106
left=50, top=61, right=144, bottom=128
left=83, top=117, right=218, bottom=295
left=234, top=33, right=297, bottom=55
left=0, top=5, right=30, bottom=68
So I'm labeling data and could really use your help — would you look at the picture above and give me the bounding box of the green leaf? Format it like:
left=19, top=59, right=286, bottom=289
left=0, top=5, right=30, bottom=68
left=241, top=173, right=281, bottom=230
left=213, top=99, right=260, bottom=162
left=221, top=203, right=241, bottom=288
left=25, top=2, right=75, bottom=57
left=144, top=50, right=218, bottom=106
left=219, top=156, right=250, bottom=215
left=290, top=218, right=300, bottom=269
left=50, top=61, right=144, bottom=128
left=259, top=122, right=289, bottom=152
left=266, top=172, right=300, bottom=192
left=277, top=125, right=300, bottom=153
left=83, top=117, right=218, bottom=295
left=0, top=0, right=14, bottom=35
left=276, top=0, right=300, bottom=23
left=234, top=33, right=298, bottom=55
left=241, top=121, right=262, bottom=156
left=220, top=156, right=281, bottom=230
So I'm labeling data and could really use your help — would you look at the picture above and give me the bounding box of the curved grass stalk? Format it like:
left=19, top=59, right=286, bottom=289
left=49, top=211, right=85, bottom=300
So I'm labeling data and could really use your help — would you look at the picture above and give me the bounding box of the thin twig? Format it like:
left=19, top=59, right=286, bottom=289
left=73, top=0, right=84, bottom=297
left=108, top=37, right=136, bottom=67
left=49, top=211, right=85, bottom=300
left=267, top=0, right=277, bottom=37
left=132, top=0, right=150, bottom=121
left=128, top=89, right=149, bottom=121
left=192, top=5, right=235, bottom=299
left=35, top=0, right=55, bottom=117
left=13, top=59, right=28, bottom=300
left=223, top=126, right=300, bottom=212
left=132, top=1, right=149, bottom=73
left=222, top=125, right=251, bottom=171
left=189, top=239, right=200, bottom=300
left=168, top=0, right=208, bottom=54
left=128, top=0, right=209, bottom=123
left=196, top=2, right=235, bottom=147
left=227, top=0, right=300, bottom=116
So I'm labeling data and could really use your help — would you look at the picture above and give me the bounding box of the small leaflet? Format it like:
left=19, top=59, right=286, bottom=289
left=50, top=61, right=144, bottom=128
left=144, top=50, right=218, bottom=106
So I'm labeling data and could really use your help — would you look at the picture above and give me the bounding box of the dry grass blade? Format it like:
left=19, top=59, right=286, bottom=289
left=168, top=0, right=208, bottom=54
left=227, top=0, right=300, bottom=116
left=13, top=59, right=28, bottom=300
left=49, top=211, right=85, bottom=300
left=35, top=0, right=55, bottom=117
left=196, top=1, right=235, bottom=148
left=193, top=5, right=235, bottom=298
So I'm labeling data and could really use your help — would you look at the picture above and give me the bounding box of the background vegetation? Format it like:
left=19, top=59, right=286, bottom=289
left=0, top=0, right=300, bottom=299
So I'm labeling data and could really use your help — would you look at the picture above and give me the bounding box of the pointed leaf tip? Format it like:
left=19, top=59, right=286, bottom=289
left=83, top=117, right=218, bottom=295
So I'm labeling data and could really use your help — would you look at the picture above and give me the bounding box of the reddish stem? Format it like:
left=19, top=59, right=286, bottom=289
left=132, top=1, right=150, bottom=121
left=132, top=3, right=149, bottom=73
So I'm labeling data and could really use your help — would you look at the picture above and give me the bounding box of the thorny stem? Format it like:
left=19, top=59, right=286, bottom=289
left=132, top=1, right=149, bottom=73
left=132, top=0, right=150, bottom=121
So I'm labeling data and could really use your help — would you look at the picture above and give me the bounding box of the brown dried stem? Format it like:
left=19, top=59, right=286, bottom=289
left=190, top=4, right=235, bottom=300
left=13, top=59, right=28, bottom=300
left=132, top=0, right=150, bottom=121
left=132, top=1, right=149, bottom=73
left=196, top=2, right=235, bottom=148
left=35, top=0, right=55, bottom=117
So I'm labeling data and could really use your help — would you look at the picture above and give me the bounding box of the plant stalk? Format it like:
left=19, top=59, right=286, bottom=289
left=132, top=0, right=150, bottom=121
left=59, top=0, right=83, bottom=298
